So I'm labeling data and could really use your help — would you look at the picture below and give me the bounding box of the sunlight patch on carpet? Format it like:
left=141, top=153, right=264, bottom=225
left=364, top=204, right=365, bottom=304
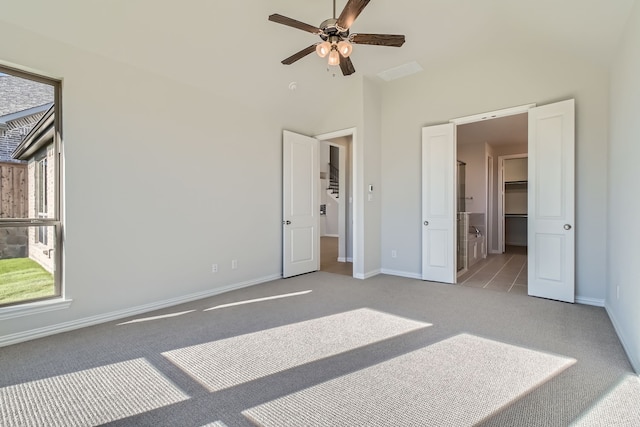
left=571, top=374, right=640, bottom=426
left=204, top=290, right=312, bottom=311
left=243, top=334, right=575, bottom=426
left=162, top=308, right=430, bottom=392
left=0, top=358, right=189, bottom=426
left=118, top=310, right=196, bottom=325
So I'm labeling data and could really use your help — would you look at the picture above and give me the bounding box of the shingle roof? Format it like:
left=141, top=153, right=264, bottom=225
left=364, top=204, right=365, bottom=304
left=0, top=73, right=55, bottom=162
left=0, top=74, right=54, bottom=117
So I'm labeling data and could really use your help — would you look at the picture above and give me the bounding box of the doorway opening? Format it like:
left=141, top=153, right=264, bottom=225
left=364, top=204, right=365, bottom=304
left=422, top=100, right=575, bottom=302
left=454, top=112, right=529, bottom=292
left=319, top=136, right=353, bottom=277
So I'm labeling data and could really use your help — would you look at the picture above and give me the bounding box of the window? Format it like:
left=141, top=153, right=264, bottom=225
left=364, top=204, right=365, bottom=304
left=0, top=65, right=61, bottom=307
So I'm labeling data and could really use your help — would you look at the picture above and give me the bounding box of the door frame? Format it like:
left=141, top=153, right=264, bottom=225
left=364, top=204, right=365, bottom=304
left=315, top=128, right=360, bottom=278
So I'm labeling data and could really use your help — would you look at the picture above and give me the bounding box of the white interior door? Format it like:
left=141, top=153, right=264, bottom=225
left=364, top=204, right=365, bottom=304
left=528, top=100, right=575, bottom=302
left=422, top=123, right=456, bottom=283
left=283, top=130, right=320, bottom=278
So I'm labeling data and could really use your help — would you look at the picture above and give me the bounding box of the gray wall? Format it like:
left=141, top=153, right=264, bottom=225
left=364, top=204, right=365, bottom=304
left=608, top=0, right=640, bottom=372
left=380, top=44, right=610, bottom=303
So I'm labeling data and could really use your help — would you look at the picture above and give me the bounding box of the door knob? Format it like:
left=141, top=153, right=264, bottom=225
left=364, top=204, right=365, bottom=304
left=424, top=221, right=429, bottom=226
left=564, top=224, right=572, bottom=230
left=282, top=220, right=291, bottom=225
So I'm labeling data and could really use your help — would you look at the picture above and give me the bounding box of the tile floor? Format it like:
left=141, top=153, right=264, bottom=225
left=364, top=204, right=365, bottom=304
left=457, top=246, right=528, bottom=294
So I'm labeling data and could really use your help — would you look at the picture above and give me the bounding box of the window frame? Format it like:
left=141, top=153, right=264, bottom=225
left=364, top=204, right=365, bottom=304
left=35, top=154, right=49, bottom=245
left=0, top=64, right=63, bottom=308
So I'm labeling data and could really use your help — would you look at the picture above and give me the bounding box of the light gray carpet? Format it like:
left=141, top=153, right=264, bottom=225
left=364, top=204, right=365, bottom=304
left=0, top=271, right=637, bottom=426
left=243, top=334, right=575, bottom=426
left=1, top=358, right=188, bottom=426
left=571, top=374, right=640, bottom=426
left=163, top=308, right=429, bottom=392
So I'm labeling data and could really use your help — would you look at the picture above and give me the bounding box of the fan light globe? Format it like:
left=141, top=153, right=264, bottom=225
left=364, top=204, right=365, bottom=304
left=328, top=49, right=340, bottom=66
left=316, top=41, right=331, bottom=58
left=337, top=41, right=353, bottom=57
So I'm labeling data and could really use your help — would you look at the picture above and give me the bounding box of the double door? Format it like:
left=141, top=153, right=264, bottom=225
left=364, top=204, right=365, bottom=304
left=422, top=100, right=575, bottom=303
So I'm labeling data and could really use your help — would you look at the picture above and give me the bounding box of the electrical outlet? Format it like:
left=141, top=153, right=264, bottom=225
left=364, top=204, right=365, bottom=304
left=232, top=259, right=238, bottom=269
left=212, top=264, right=218, bottom=273
left=391, top=250, right=397, bottom=258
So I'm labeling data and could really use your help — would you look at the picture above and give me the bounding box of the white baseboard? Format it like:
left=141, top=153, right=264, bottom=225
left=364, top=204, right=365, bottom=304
left=605, top=303, right=640, bottom=374
left=363, top=269, right=381, bottom=279
left=354, top=269, right=381, bottom=280
left=0, top=274, right=281, bottom=348
left=575, top=296, right=605, bottom=307
left=337, top=257, right=354, bottom=263
left=380, top=269, right=422, bottom=280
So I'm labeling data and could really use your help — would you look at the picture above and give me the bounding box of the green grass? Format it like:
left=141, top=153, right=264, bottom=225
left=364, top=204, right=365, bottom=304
left=0, top=258, right=55, bottom=305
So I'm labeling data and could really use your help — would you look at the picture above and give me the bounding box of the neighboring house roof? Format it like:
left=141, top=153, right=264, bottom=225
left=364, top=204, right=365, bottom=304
left=0, top=103, right=52, bottom=130
left=13, top=105, right=55, bottom=160
left=0, top=74, right=54, bottom=116
left=0, top=74, right=54, bottom=162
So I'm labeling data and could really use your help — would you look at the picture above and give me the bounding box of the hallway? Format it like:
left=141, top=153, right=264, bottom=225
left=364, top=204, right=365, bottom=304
left=320, top=236, right=352, bottom=277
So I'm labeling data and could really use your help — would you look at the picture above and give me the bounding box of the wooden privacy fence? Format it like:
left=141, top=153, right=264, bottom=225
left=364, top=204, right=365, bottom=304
left=0, top=162, right=28, bottom=219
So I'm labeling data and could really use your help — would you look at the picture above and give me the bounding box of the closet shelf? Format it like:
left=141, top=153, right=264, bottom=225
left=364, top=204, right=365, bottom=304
left=505, top=180, right=528, bottom=185
left=505, top=214, right=528, bottom=218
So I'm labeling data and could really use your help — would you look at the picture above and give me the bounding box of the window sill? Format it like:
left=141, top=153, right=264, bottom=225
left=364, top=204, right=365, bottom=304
left=0, top=298, right=72, bottom=321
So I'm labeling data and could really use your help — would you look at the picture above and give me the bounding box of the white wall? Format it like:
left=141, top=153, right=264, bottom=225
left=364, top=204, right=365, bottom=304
left=361, top=77, right=383, bottom=278
left=0, top=19, right=366, bottom=343
left=380, top=44, right=609, bottom=303
left=608, top=0, right=640, bottom=373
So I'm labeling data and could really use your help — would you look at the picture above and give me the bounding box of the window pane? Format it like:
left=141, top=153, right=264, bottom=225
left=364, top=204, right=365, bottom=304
left=0, top=225, right=57, bottom=306
left=0, top=73, right=55, bottom=220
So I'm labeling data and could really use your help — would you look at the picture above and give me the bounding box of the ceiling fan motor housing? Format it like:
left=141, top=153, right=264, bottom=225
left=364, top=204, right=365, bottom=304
left=319, top=18, right=350, bottom=40
left=268, top=0, right=405, bottom=76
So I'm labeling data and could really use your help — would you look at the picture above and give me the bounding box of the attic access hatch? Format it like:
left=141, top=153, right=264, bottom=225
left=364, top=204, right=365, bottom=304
left=377, top=61, right=424, bottom=81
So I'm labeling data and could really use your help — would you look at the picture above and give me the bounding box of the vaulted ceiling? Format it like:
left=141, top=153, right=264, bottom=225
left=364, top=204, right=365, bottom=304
left=1, top=0, right=635, bottom=119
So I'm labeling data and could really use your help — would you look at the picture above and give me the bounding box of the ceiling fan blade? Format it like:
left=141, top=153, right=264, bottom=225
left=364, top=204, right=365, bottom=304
left=350, top=33, right=406, bottom=47
left=269, top=14, right=322, bottom=35
left=336, top=0, right=371, bottom=30
left=282, top=45, right=318, bottom=65
left=339, top=55, right=356, bottom=76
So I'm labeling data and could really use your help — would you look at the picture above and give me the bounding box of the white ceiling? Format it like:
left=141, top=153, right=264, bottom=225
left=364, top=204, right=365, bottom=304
left=1, top=0, right=636, bottom=115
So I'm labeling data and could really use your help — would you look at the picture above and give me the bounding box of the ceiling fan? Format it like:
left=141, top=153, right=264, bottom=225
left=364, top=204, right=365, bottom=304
left=268, top=0, right=405, bottom=76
